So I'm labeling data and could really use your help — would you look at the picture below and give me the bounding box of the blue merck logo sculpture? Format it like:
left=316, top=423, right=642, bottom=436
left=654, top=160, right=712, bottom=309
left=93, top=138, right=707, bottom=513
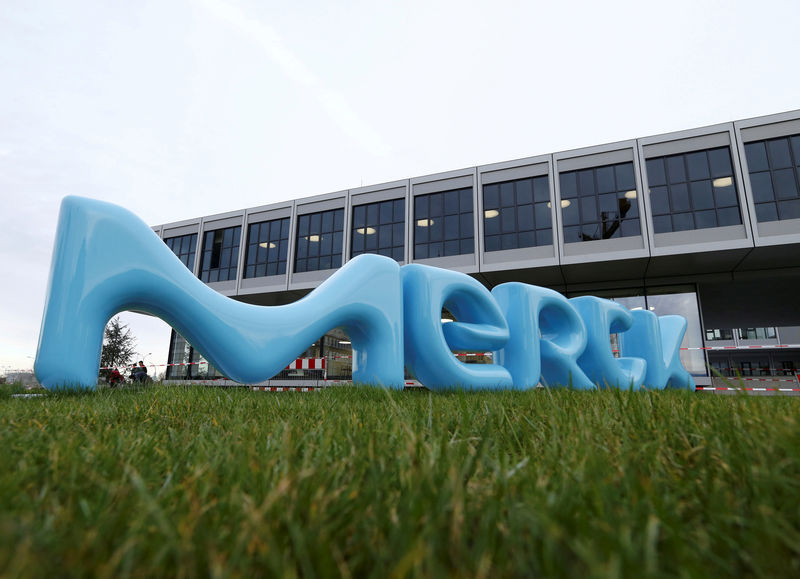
left=35, top=197, right=695, bottom=392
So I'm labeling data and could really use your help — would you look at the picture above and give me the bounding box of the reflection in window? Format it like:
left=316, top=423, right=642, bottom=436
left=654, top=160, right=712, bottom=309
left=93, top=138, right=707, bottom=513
left=744, top=135, right=800, bottom=222
left=645, top=292, right=706, bottom=376
left=351, top=199, right=405, bottom=262
left=646, top=147, right=741, bottom=233
left=738, top=327, right=777, bottom=340
left=294, top=209, right=344, bottom=273
left=164, top=233, right=197, bottom=271
left=483, top=176, right=552, bottom=252
left=165, top=330, right=222, bottom=380
left=705, top=328, right=733, bottom=341
left=559, top=162, right=641, bottom=243
left=244, top=218, right=290, bottom=278
left=414, top=188, right=474, bottom=259
left=200, top=226, right=241, bottom=283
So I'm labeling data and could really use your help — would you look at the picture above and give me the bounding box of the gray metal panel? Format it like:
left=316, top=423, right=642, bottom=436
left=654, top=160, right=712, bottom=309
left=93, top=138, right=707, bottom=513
left=412, top=174, right=473, bottom=195
left=246, top=205, right=292, bottom=224
left=350, top=182, right=407, bottom=206
left=482, top=245, right=557, bottom=267
left=296, top=194, right=346, bottom=215
left=239, top=276, right=288, bottom=293
left=202, top=214, right=245, bottom=230
left=289, top=269, right=337, bottom=290
left=562, top=235, right=644, bottom=256
left=737, top=110, right=800, bottom=141
left=555, top=147, right=634, bottom=172
left=162, top=223, right=200, bottom=238
left=653, top=225, right=748, bottom=247
left=641, top=131, right=731, bottom=158
left=479, top=160, right=549, bottom=185
left=205, top=280, right=237, bottom=297
left=412, top=253, right=477, bottom=273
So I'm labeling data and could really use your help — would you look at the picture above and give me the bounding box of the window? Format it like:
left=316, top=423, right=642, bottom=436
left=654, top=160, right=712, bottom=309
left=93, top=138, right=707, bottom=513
left=414, top=188, right=474, bottom=259
left=559, top=162, right=641, bottom=243
left=199, top=226, right=241, bottom=283
left=483, top=176, right=552, bottom=252
left=351, top=199, right=405, bottom=262
left=166, top=330, right=222, bottom=380
left=705, top=328, right=733, bottom=341
left=244, top=218, right=290, bottom=278
left=646, top=147, right=741, bottom=233
left=294, top=208, right=344, bottom=273
left=744, top=135, right=800, bottom=222
left=738, top=327, right=777, bottom=340
left=164, top=233, right=197, bottom=271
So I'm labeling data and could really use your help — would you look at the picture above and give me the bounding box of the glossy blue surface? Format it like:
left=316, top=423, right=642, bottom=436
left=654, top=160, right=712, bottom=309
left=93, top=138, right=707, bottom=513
left=618, top=310, right=695, bottom=390
left=492, top=283, right=593, bottom=389
left=35, top=197, right=696, bottom=392
left=35, top=197, right=405, bottom=390
left=570, top=297, right=647, bottom=390
left=401, top=264, right=513, bottom=390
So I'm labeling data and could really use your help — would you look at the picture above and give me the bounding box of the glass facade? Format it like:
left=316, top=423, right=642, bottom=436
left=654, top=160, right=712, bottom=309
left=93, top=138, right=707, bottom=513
left=744, top=135, right=800, bottom=222
left=646, top=147, right=741, bottom=233
left=165, top=330, right=223, bottom=380
left=199, top=226, right=241, bottom=283
left=244, top=218, right=290, bottom=278
left=351, top=199, right=405, bottom=262
left=738, top=327, right=777, bottom=340
left=483, top=176, right=552, bottom=252
left=559, top=162, right=640, bottom=243
left=705, top=328, right=733, bottom=341
left=414, top=188, right=474, bottom=259
left=294, top=208, right=344, bottom=273
left=569, top=287, right=706, bottom=377
left=164, top=233, right=197, bottom=271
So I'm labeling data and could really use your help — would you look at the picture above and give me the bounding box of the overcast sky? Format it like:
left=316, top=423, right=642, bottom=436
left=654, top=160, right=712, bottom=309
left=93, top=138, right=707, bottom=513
left=2, top=0, right=798, bottom=376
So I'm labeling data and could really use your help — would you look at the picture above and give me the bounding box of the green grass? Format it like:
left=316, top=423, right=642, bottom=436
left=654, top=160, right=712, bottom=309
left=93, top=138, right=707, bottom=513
left=1, top=384, right=799, bottom=578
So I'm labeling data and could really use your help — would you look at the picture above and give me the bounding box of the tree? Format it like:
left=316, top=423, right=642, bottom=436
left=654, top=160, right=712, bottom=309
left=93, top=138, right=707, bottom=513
left=100, top=317, right=137, bottom=379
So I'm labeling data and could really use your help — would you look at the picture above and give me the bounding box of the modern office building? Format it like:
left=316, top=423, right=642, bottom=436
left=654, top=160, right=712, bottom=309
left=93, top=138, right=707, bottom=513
left=154, top=110, right=800, bottom=387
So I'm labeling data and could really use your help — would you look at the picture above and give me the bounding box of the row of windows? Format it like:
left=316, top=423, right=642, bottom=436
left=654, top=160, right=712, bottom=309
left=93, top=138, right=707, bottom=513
left=165, top=136, right=800, bottom=278
left=705, top=327, right=778, bottom=341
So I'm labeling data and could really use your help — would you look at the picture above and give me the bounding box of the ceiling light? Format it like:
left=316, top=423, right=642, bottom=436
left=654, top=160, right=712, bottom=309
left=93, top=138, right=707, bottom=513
left=339, top=340, right=351, bottom=345
left=258, top=242, right=276, bottom=249
left=441, top=318, right=454, bottom=323
left=561, top=199, right=571, bottom=208
left=713, top=177, right=733, bottom=188
left=306, top=235, right=320, bottom=242
left=417, top=219, right=433, bottom=227
left=484, top=209, right=499, bottom=219
left=624, top=190, right=637, bottom=199
left=355, top=227, right=376, bottom=235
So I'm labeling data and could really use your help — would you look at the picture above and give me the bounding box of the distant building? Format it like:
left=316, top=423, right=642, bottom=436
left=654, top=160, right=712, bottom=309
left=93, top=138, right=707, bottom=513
left=153, top=110, right=800, bottom=386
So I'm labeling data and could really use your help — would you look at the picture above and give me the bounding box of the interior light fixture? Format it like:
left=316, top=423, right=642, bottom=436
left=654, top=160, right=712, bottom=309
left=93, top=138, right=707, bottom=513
left=624, top=190, right=637, bottom=199
left=561, top=199, right=571, bottom=208
left=441, top=318, right=454, bottom=323
left=258, top=242, right=276, bottom=249
left=339, top=340, right=351, bottom=345
left=355, top=227, right=376, bottom=235
left=306, top=235, right=320, bottom=242
left=484, top=209, right=499, bottom=219
left=417, top=219, right=434, bottom=227
left=712, top=177, right=733, bottom=188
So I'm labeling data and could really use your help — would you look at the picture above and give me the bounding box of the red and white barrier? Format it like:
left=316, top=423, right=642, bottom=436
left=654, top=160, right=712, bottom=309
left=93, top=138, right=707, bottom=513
left=285, top=358, right=325, bottom=370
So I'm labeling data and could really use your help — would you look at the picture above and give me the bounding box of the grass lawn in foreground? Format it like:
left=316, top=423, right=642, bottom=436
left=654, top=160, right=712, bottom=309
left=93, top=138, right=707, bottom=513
left=1, top=384, right=799, bottom=577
